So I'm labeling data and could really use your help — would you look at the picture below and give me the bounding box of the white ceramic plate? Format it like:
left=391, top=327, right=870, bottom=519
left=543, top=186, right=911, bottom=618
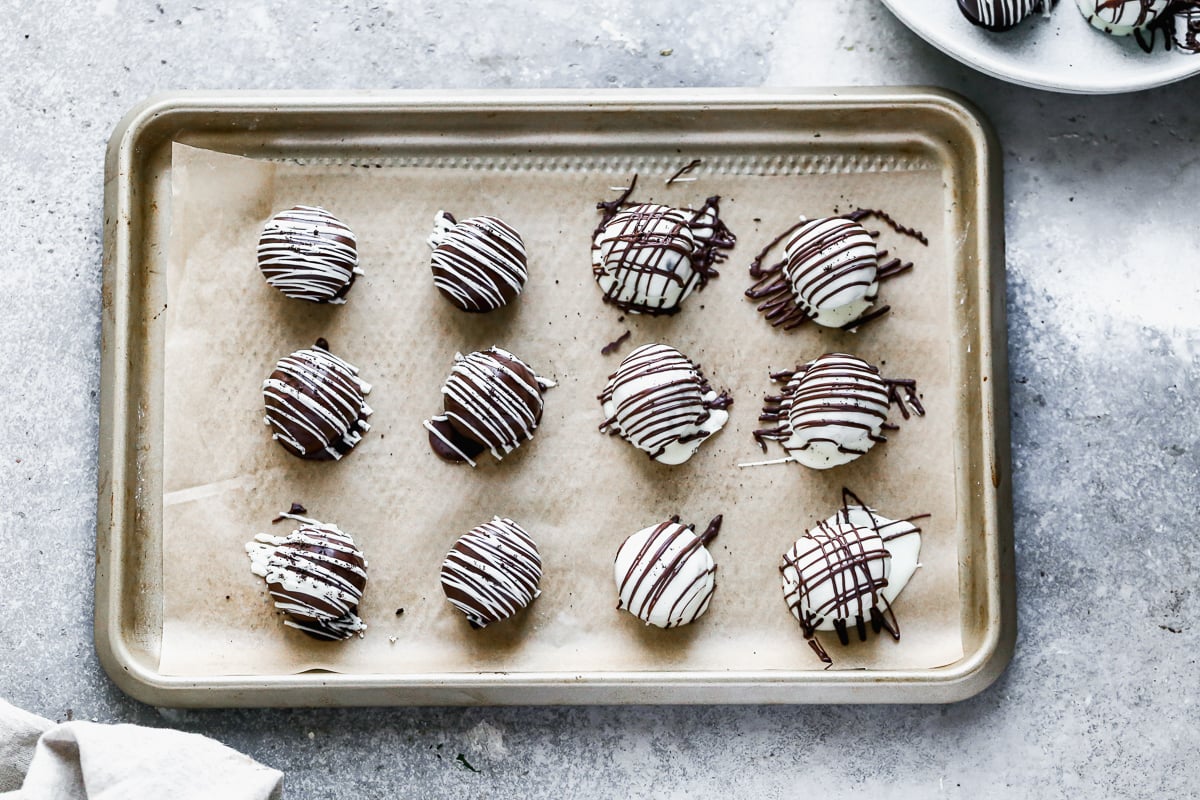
left=880, top=0, right=1200, bottom=93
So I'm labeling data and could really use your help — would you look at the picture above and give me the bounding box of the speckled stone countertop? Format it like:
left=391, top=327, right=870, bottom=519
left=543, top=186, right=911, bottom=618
left=2, top=2, right=1197, bottom=797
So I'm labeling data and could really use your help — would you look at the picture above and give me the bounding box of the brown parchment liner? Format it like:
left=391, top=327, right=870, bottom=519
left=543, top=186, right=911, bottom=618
left=159, top=142, right=964, bottom=676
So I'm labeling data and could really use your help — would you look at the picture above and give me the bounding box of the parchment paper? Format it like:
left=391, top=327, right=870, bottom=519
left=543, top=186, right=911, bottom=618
left=160, top=141, right=964, bottom=676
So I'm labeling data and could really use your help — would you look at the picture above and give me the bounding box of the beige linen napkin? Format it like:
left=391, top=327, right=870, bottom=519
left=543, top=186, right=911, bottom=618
left=0, top=699, right=282, bottom=799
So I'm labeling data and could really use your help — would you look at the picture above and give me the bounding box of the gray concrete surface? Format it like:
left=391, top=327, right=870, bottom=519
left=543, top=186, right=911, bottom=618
left=2, top=1, right=1198, bottom=797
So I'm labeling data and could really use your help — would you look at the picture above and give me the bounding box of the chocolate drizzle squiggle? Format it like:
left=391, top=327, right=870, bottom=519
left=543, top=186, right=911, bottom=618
left=428, top=211, right=528, bottom=312
left=441, top=517, right=542, bottom=629
left=599, top=343, right=732, bottom=465
left=780, top=489, right=924, bottom=663
left=424, top=347, right=556, bottom=467
left=744, top=353, right=923, bottom=470
left=257, top=206, right=362, bottom=304
left=263, top=342, right=373, bottom=461
left=592, top=177, right=736, bottom=316
left=745, top=208, right=924, bottom=331
left=615, top=515, right=721, bottom=628
left=246, top=512, right=369, bottom=641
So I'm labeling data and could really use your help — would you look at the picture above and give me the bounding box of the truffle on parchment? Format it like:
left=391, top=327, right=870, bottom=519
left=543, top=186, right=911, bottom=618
left=262, top=340, right=373, bottom=461
left=591, top=177, right=735, bottom=316
left=428, top=211, right=528, bottom=312
left=246, top=511, right=369, bottom=641
left=781, top=489, right=923, bottom=663
left=599, top=343, right=732, bottom=465
left=423, top=347, right=556, bottom=466
left=614, top=515, right=722, bottom=628
left=440, top=517, right=542, bottom=629
left=257, top=205, right=362, bottom=304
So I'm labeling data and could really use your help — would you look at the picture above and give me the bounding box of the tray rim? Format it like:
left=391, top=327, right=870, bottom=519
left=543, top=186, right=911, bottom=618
left=97, top=87, right=1015, bottom=707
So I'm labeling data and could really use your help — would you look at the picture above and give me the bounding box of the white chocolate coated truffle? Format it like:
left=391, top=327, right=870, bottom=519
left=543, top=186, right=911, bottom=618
left=614, top=516, right=721, bottom=628
left=591, top=193, right=734, bottom=316
left=599, top=343, right=731, bottom=465
left=781, top=498, right=921, bottom=646
left=1075, top=0, right=1169, bottom=35
left=782, top=217, right=879, bottom=329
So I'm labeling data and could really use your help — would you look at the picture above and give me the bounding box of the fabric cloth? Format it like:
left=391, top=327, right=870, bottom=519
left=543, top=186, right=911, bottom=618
left=0, top=699, right=282, bottom=800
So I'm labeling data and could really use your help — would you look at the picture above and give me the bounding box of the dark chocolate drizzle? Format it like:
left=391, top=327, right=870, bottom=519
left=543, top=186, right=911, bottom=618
left=600, top=330, right=632, bottom=356
left=744, top=208, right=924, bottom=332
left=665, top=158, right=703, bottom=185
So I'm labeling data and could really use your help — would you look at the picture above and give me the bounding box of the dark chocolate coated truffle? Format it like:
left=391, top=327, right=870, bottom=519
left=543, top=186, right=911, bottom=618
left=428, top=211, right=528, bottom=312
left=246, top=512, right=368, bottom=641
left=423, top=347, right=555, bottom=466
left=263, top=342, right=373, bottom=460
left=957, top=0, right=1040, bottom=31
left=441, top=517, right=542, bottom=629
left=257, top=205, right=362, bottom=303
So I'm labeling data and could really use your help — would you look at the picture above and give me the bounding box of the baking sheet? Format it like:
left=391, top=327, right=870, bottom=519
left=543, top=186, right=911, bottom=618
left=158, top=141, right=964, bottom=677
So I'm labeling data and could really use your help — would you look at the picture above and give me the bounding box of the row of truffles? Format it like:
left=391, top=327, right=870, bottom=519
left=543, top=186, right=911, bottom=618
left=244, top=493, right=924, bottom=664
left=259, top=342, right=924, bottom=470
left=257, top=190, right=927, bottom=333
left=956, top=0, right=1200, bottom=53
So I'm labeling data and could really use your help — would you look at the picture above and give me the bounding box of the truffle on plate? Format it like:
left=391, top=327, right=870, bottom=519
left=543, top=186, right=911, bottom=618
left=424, top=347, right=556, bottom=466
left=781, top=489, right=923, bottom=663
left=957, top=0, right=1042, bottom=31
left=428, top=211, right=528, bottom=312
left=257, top=205, right=362, bottom=303
left=599, top=343, right=732, bottom=465
left=263, top=340, right=373, bottom=460
left=591, top=176, right=735, bottom=316
left=441, top=517, right=542, bottom=629
left=744, top=352, right=923, bottom=470
left=614, top=515, right=722, bottom=628
left=246, top=511, right=368, bottom=641
left=1075, top=0, right=1169, bottom=35
left=745, top=209, right=925, bottom=331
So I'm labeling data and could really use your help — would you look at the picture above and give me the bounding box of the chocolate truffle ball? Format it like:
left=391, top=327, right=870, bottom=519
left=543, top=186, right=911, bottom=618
left=781, top=491, right=921, bottom=661
left=428, top=211, right=528, bottom=312
left=1174, top=1, right=1200, bottom=51
left=599, top=343, right=732, bottom=465
left=591, top=187, right=735, bottom=316
left=246, top=512, right=368, bottom=641
left=257, top=206, right=362, bottom=303
left=423, top=347, right=555, bottom=467
left=263, top=341, right=373, bottom=460
left=748, top=353, right=923, bottom=470
left=441, top=517, right=542, bottom=629
left=957, top=0, right=1040, bottom=31
left=1076, top=0, right=1169, bottom=35
left=614, top=515, right=721, bottom=628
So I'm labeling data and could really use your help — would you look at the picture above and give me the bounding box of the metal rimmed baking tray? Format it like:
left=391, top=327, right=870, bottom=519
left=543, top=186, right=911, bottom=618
left=98, top=88, right=1014, bottom=706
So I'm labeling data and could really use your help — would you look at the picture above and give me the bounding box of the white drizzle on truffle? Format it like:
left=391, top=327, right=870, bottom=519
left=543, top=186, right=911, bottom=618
left=246, top=512, right=368, bottom=641
left=599, top=343, right=731, bottom=465
left=257, top=206, right=362, bottom=303
left=423, top=347, right=556, bottom=467
left=440, top=517, right=542, bottom=629
left=428, top=211, right=528, bottom=312
left=263, top=343, right=373, bottom=461
left=614, top=516, right=721, bottom=628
